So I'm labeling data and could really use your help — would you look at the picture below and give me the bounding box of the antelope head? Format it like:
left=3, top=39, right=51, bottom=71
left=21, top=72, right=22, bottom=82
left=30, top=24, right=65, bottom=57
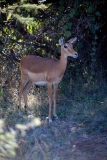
left=59, top=37, right=78, bottom=58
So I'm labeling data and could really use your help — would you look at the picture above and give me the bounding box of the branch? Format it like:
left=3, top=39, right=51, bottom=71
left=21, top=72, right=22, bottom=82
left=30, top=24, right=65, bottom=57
left=9, top=38, right=50, bottom=49
left=10, top=49, right=20, bottom=62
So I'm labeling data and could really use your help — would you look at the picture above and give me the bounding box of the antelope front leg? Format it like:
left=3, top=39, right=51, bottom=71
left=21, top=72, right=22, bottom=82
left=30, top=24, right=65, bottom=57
left=18, top=79, right=26, bottom=115
left=47, top=83, right=53, bottom=123
left=53, top=83, right=58, bottom=120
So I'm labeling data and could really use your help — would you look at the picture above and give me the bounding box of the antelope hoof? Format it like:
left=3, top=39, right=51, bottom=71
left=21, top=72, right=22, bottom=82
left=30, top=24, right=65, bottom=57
left=54, top=115, right=58, bottom=120
left=46, top=117, right=52, bottom=123
left=49, top=119, right=52, bottom=123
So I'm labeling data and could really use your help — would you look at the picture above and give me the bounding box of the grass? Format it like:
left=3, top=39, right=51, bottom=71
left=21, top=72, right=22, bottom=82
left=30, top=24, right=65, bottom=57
left=0, top=79, right=107, bottom=160
left=1, top=78, right=107, bottom=131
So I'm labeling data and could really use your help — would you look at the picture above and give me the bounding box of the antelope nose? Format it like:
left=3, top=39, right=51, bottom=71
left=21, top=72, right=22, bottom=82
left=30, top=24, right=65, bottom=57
left=74, top=52, right=78, bottom=58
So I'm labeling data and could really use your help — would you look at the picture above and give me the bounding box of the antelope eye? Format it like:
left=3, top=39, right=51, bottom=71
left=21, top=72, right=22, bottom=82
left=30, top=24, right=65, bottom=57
left=64, top=45, right=68, bottom=48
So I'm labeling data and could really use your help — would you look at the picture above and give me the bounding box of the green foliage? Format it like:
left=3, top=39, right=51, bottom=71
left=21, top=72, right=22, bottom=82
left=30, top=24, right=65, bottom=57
left=88, top=6, right=94, bottom=13
left=77, top=42, right=84, bottom=49
left=0, top=1, right=107, bottom=159
left=65, top=30, right=72, bottom=38
left=0, top=118, right=41, bottom=159
left=57, top=0, right=104, bottom=78
left=96, top=11, right=101, bottom=16
left=0, top=0, right=106, bottom=100
left=0, top=120, right=18, bottom=159
left=0, top=90, right=3, bottom=95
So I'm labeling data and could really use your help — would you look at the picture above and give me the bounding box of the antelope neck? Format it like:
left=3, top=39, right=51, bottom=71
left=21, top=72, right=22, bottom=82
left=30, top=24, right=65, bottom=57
left=59, top=52, right=68, bottom=72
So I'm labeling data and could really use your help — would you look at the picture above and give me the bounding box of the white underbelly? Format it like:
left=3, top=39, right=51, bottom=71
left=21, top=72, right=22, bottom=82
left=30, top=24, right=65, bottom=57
left=33, top=81, right=60, bottom=86
left=33, top=81, right=47, bottom=86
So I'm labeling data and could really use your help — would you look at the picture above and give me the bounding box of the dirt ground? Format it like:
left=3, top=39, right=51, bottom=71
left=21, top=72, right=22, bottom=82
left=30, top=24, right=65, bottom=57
left=19, top=117, right=107, bottom=160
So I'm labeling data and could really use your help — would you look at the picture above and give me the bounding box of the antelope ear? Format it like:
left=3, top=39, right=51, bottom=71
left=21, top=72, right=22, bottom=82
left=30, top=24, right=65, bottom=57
left=71, top=37, right=77, bottom=44
left=59, top=38, right=64, bottom=45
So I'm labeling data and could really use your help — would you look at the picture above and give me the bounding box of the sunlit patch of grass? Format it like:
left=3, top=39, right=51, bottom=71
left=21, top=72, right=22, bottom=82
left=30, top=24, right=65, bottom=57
left=0, top=86, right=49, bottom=127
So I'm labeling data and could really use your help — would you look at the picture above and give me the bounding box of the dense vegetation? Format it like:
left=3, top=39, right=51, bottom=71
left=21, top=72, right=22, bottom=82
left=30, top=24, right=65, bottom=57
left=0, top=0, right=107, bottom=159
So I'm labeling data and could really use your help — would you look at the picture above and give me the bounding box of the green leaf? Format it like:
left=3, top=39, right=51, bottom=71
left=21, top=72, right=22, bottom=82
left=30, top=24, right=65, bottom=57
left=94, top=35, right=98, bottom=40
left=88, top=6, right=94, bottom=13
left=72, top=9, right=76, bottom=15
left=70, top=13, right=74, bottom=18
left=7, top=12, right=12, bottom=20
left=92, top=47, right=97, bottom=52
left=90, top=52, right=95, bottom=56
left=70, top=9, right=76, bottom=18
left=0, top=91, right=3, bottom=95
left=75, top=10, right=80, bottom=16
left=90, top=17, right=96, bottom=22
left=65, top=31, right=72, bottom=38
left=91, top=28, right=96, bottom=34
left=92, top=41, right=97, bottom=45
left=68, top=22, right=72, bottom=29
left=94, top=25, right=99, bottom=30
left=96, top=11, right=101, bottom=16
left=78, top=42, right=84, bottom=49
left=92, top=58, right=96, bottom=62
left=63, top=25, right=68, bottom=31
left=59, top=6, right=64, bottom=12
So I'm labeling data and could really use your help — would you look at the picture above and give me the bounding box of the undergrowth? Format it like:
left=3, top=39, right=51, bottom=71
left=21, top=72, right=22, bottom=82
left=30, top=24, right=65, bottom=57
left=0, top=76, right=107, bottom=132
left=0, top=77, right=107, bottom=160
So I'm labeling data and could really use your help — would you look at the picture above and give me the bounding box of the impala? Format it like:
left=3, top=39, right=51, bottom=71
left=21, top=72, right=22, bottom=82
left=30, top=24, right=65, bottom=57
left=18, top=37, right=78, bottom=122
